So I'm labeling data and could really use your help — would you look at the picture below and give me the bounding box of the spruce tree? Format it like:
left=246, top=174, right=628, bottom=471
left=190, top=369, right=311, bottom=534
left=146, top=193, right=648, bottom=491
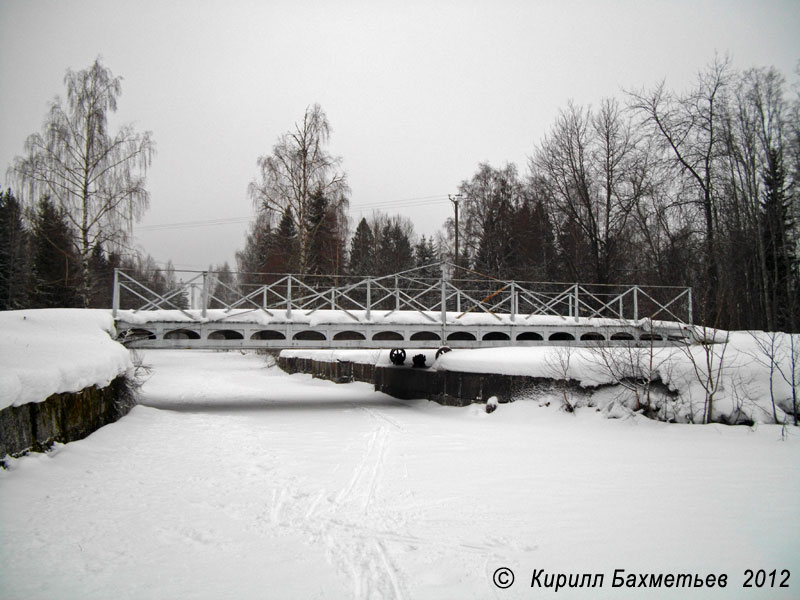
left=414, top=235, right=439, bottom=279
left=348, top=218, right=374, bottom=276
left=30, top=197, right=80, bottom=308
left=0, top=189, right=30, bottom=309
left=209, top=262, right=238, bottom=308
left=761, top=148, right=797, bottom=331
left=270, top=208, right=298, bottom=273
left=306, top=190, right=332, bottom=275
left=88, top=244, right=115, bottom=308
left=377, top=222, right=414, bottom=276
left=236, top=212, right=272, bottom=286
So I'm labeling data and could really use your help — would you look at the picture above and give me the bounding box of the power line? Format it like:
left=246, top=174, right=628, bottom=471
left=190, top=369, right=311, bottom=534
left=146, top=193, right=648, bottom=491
left=136, top=216, right=251, bottom=232
left=134, top=194, right=451, bottom=233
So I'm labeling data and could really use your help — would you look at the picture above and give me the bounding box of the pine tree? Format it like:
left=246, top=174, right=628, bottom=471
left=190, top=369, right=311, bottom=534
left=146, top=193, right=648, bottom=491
left=0, top=189, right=30, bottom=309
left=30, top=197, right=80, bottom=308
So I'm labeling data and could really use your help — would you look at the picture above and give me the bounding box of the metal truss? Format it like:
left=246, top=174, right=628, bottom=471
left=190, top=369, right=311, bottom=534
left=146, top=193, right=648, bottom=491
left=112, top=263, right=693, bottom=325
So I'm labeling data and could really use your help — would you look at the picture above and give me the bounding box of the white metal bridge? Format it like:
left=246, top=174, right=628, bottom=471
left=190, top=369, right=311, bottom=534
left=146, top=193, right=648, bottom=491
left=112, top=263, right=695, bottom=349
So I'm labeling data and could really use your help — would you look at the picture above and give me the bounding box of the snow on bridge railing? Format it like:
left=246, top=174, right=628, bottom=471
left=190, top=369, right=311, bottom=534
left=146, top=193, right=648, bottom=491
left=112, top=263, right=693, bottom=325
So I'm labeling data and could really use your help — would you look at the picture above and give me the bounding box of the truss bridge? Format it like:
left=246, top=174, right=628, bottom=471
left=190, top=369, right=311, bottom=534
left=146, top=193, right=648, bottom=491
left=112, top=263, right=695, bottom=350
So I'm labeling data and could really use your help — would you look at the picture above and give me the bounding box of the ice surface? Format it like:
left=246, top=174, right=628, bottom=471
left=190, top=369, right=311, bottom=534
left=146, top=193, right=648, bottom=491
left=1, top=350, right=798, bottom=599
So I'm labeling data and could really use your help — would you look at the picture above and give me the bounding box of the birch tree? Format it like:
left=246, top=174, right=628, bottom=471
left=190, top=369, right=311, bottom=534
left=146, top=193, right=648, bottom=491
left=11, top=58, right=154, bottom=306
left=248, top=104, right=349, bottom=273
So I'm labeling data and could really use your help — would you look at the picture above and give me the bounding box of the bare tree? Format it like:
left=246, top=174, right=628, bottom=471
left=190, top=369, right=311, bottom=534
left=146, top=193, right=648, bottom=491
left=545, top=345, right=576, bottom=412
left=628, top=56, right=733, bottom=318
left=587, top=321, right=665, bottom=417
left=11, top=58, right=154, bottom=306
left=781, top=335, right=799, bottom=425
left=747, top=331, right=784, bottom=423
left=681, top=325, right=730, bottom=423
left=531, top=99, right=638, bottom=284
left=248, top=104, right=349, bottom=274
left=454, top=162, right=528, bottom=277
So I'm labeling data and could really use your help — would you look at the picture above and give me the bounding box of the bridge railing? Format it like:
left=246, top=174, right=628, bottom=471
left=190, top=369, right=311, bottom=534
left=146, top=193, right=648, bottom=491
left=112, top=263, right=693, bottom=325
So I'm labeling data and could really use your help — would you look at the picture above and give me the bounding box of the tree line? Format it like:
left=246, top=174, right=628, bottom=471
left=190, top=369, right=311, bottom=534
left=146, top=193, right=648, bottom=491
left=0, top=189, right=187, bottom=310
left=2, top=57, right=799, bottom=332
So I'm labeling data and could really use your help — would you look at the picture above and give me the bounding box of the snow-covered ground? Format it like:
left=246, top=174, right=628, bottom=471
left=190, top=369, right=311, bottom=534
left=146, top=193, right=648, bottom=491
left=1, top=350, right=798, bottom=599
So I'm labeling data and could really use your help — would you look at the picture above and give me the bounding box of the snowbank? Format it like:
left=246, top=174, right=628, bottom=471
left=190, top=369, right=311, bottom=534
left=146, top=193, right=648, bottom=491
left=0, top=309, right=133, bottom=410
left=436, top=332, right=799, bottom=424
left=282, top=333, right=800, bottom=425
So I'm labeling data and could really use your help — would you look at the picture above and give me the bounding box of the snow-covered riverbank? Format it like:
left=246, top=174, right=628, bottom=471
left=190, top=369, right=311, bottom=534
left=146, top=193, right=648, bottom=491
left=0, top=309, right=132, bottom=410
left=1, top=350, right=798, bottom=599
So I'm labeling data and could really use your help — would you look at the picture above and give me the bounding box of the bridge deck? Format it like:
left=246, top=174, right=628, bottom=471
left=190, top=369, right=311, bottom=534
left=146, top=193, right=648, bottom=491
left=115, top=309, right=691, bottom=349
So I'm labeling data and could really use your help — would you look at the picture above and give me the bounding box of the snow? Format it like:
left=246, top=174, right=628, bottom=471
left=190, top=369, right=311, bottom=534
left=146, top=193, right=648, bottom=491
left=1, top=350, right=798, bottom=599
left=0, top=309, right=133, bottom=410
left=285, top=333, right=800, bottom=425
left=433, top=333, right=800, bottom=424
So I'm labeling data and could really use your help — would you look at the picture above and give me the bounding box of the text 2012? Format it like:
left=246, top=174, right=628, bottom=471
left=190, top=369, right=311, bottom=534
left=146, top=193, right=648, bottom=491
left=742, top=569, right=790, bottom=588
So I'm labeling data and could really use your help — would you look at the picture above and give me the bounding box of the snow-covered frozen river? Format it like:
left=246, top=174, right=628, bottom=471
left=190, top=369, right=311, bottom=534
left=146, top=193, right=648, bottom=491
left=1, top=350, right=798, bottom=599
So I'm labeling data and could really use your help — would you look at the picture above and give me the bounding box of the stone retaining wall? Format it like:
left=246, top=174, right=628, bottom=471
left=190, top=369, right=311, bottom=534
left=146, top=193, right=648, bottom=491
left=278, top=356, right=377, bottom=384
left=277, top=355, right=579, bottom=406
left=0, top=377, right=136, bottom=459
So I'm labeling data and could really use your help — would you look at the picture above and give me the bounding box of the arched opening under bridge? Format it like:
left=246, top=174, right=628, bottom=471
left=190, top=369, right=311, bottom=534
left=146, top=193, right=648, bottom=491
left=334, top=331, right=366, bottom=341
left=165, top=329, right=201, bottom=340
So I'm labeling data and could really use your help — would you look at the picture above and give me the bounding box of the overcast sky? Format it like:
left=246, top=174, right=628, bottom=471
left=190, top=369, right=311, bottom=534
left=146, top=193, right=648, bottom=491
left=1, top=0, right=799, bottom=271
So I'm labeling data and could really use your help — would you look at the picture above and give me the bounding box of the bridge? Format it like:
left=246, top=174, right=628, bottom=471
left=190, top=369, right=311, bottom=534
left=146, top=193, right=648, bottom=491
left=112, top=263, right=695, bottom=349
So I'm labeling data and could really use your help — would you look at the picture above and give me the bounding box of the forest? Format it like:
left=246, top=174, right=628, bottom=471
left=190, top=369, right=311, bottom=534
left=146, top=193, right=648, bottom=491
left=1, top=56, right=799, bottom=332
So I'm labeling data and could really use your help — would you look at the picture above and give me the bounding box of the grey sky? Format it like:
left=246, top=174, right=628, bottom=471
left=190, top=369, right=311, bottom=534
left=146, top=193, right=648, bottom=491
left=1, top=0, right=798, bottom=271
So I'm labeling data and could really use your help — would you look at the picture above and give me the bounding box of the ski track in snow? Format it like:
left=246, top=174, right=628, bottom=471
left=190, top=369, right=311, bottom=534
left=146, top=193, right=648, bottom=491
left=268, top=412, right=406, bottom=600
left=255, top=395, right=532, bottom=600
left=246, top=392, right=513, bottom=600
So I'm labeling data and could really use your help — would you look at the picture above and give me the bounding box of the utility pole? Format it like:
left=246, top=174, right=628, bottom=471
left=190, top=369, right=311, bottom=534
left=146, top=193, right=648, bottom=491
left=449, top=193, right=463, bottom=271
